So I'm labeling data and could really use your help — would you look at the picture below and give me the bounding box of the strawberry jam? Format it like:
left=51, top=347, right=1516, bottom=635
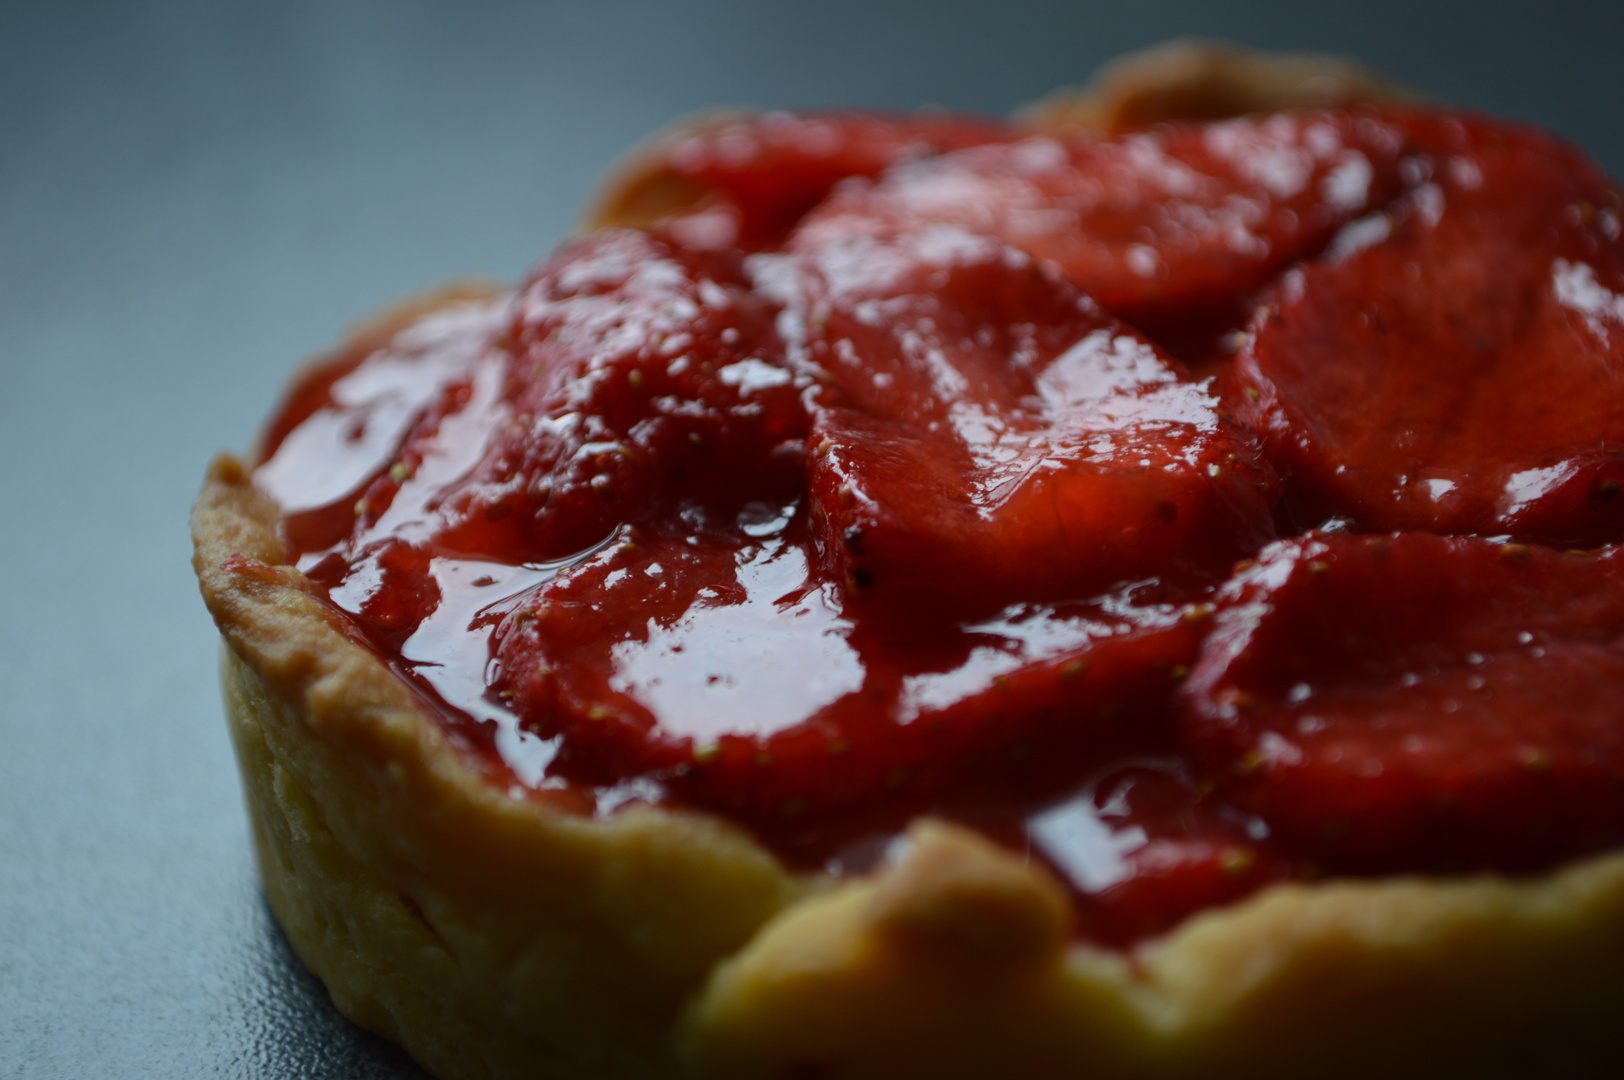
left=255, top=105, right=1624, bottom=947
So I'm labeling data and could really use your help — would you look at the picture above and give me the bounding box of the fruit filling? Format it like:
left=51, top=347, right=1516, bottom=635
left=1233, top=116, right=1624, bottom=542
left=254, top=105, right=1624, bottom=946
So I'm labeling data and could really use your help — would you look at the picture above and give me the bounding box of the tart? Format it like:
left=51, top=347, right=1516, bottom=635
left=193, top=42, right=1624, bottom=1080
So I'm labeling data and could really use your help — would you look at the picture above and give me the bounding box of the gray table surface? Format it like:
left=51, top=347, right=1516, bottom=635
left=5, top=1, right=1623, bottom=1076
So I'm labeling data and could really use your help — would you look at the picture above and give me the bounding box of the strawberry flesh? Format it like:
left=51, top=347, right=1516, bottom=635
left=1235, top=115, right=1624, bottom=544
left=1182, top=532, right=1624, bottom=872
left=796, top=109, right=1415, bottom=345
left=425, top=229, right=810, bottom=563
left=489, top=502, right=1212, bottom=822
left=1016, top=759, right=1293, bottom=945
left=642, top=111, right=1010, bottom=251
left=776, top=225, right=1279, bottom=613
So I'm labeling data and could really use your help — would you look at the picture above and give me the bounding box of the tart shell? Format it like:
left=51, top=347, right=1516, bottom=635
left=195, top=41, right=1624, bottom=1079
left=198, top=452, right=1624, bottom=1079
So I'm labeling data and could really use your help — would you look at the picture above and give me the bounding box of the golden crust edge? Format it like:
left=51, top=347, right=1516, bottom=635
left=1019, top=37, right=1422, bottom=134
left=684, top=839, right=1624, bottom=1077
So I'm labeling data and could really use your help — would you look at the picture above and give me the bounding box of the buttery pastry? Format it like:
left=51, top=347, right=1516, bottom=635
left=194, top=41, right=1624, bottom=1079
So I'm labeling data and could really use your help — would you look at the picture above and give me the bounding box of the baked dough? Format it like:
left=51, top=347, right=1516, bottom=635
left=194, top=42, right=1624, bottom=1080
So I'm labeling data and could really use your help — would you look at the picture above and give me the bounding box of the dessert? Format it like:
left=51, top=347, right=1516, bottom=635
left=193, top=42, right=1624, bottom=1080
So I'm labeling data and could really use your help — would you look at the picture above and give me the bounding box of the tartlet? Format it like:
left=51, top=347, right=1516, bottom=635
left=194, top=42, right=1624, bottom=1079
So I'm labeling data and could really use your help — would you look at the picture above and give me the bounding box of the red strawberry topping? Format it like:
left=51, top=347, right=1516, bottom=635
left=1020, top=760, right=1292, bottom=945
left=775, top=225, right=1278, bottom=613
left=1182, top=532, right=1624, bottom=871
left=489, top=508, right=1210, bottom=824
left=1235, top=116, right=1624, bottom=544
left=426, top=229, right=811, bottom=563
left=251, top=101, right=1624, bottom=946
left=617, top=111, right=1010, bottom=251
left=796, top=109, right=1415, bottom=343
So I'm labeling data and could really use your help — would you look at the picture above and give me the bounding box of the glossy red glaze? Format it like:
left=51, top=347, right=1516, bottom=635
left=797, top=109, right=1416, bottom=345
left=1182, top=532, right=1624, bottom=872
left=648, top=111, right=1010, bottom=251
left=492, top=508, right=1208, bottom=815
left=254, top=104, right=1624, bottom=946
left=1234, top=115, right=1624, bottom=542
left=431, top=229, right=810, bottom=564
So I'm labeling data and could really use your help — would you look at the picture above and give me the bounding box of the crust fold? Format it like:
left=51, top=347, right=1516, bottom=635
left=682, top=844, right=1624, bottom=1078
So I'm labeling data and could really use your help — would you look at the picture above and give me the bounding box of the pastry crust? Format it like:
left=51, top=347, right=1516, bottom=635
left=196, top=43, right=1624, bottom=1080
left=1019, top=38, right=1419, bottom=134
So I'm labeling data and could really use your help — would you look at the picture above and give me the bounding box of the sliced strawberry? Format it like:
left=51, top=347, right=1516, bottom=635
left=321, top=538, right=440, bottom=655
left=614, top=111, right=1011, bottom=251
left=427, top=229, right=810, bottom=563
left=490, top=507, right=1210, bottom=823
left=1023, top=761, right=1291, bottom=945
left=777, top=226, right=1277, bottom=613
left=1181, top=532, right=1624, bottom=872
left=1235, top=115, right=1624, bottom=544
left=795, top=109, right=1414, bottom=344
left=257, top=298, right=515, bottom=560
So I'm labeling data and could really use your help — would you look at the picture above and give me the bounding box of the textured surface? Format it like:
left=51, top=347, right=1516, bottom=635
left=3, top=1, right=1623, bottom=1077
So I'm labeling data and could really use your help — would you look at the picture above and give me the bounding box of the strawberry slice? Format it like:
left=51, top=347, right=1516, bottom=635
left=795, top=109, right=1414, bottom=343
left=322, top=537, right=440, bottom=655
left=603, top=111, right=1011, bottom=251
left=1235, top=116, right=1624, bottom=544
left=1181, top=532, right=1624, bottom=872
left=490, top=507, right=1210, bottom=823
left=427, top=229, right=810, bottom=563
left=1020, top=760, right=1291, bottom=946
left=775, top=225, right=1278, bottom=613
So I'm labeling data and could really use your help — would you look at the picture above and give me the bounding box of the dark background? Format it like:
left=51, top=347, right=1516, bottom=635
left=3, top=1, right=1622, bottom=1076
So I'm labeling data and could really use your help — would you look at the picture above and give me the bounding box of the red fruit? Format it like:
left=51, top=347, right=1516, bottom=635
left=329, top=538, right=441, bottom=655
left=779, top=226, right=1278, bottom=613
left=1235, top=115, right=1624, bottom=544
left=795, top=109, right=1414, bottom=343
left=490, top=508, right=1209, bottom=823
left=428, top=229, right=810, bottom=562
left=623, top=111, right=1011, bottom=251
left=1024, top=761, right=1291, bottom=946
left=1181, top=532, right=1624, bottom=872
left=255, top=297, right=514, bottom=560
